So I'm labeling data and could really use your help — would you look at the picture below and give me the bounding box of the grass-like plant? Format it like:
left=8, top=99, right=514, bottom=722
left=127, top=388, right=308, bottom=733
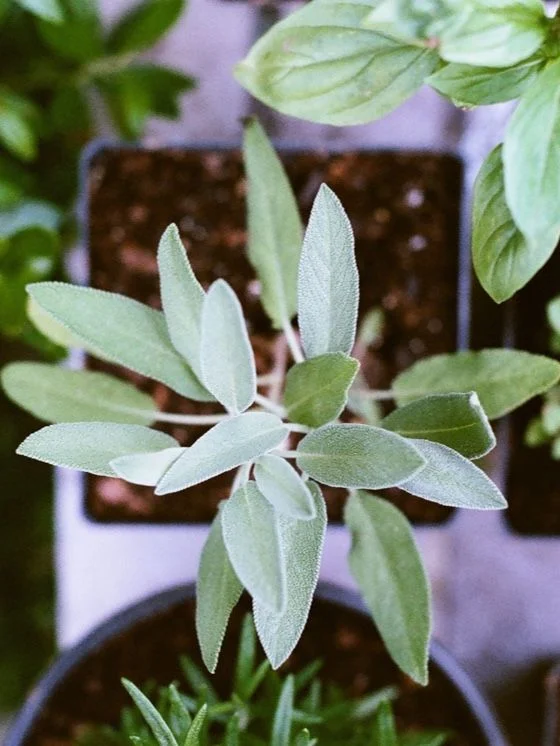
left=76, top=614, right=450, bottom=746
left=235, top=0, right=560, bottom=305
left=3, top=118, right=560, bottom=685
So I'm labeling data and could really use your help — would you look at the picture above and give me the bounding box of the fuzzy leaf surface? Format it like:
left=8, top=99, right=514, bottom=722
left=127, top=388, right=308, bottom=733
left=381, top=392, right=495, bottom=459
left=393, top=349, right=560, bottom=419
left=400, top=439, right=507, bottom=510
left=110, top=448, right=184, bottom=486
left=254, top=482, right=326, bottom=668
left=283, top=353, right=359, bottom=428
left=222, top=481, right=286, bottom=613
left=1, top=362, right=157, bottom=425
left=296, top=423, right=426, bottom=489
left=27, top=282, right=212, bottom=401
left=298, top=185, right=359, bottom=359
left=156, top=413, right=288, bottom=494
left=200, top=280, right=256, bottom=414
left=243, top=117, right=303, bottom=329
left=254, top=454, right=316, bottom=520
left=345, top=491, right=431, bottom=685
left=17, top=423, right=178, bottom=476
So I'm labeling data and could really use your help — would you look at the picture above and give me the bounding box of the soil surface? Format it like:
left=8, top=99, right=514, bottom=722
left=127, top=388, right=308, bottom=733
left=24, top=592, right=487, bottom=746
left=86, top=147, right=462, bottom=525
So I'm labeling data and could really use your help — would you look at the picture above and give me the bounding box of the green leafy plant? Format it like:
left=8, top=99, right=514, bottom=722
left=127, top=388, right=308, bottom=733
left=0, top=0, right=193, bottom=350
left=3, top=118, right=560, bottom=686
left=235, top=0, right=560, bottom=304
left=76, top=614, right=450, bottom=746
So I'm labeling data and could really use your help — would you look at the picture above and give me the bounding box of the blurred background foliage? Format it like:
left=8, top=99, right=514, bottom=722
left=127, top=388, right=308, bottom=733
left=0, top=0, right=193, bottom=712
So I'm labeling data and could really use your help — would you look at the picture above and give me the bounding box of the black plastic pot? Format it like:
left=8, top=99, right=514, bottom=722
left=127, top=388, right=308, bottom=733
left=6, top=582, right=507, bottom=746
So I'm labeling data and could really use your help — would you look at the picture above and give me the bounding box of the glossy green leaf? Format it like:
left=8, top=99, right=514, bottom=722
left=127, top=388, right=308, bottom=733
left=235, top=0, right=439, bottom=125
left=298, top=185, right=359, bottom=359
left=393, top=349, right=560, bottom=419
left=17, top=422, right=179, bottom=476
left=156, top=413, right=287, bottom=495
left=200, top=280, right=256, bottom=414
left=296, top=423, right=426, bottom=489
left=254, top=454, right=316, bottom=520
left=15, top=0, right=63, bottom=22
left=345, top=491, right=431, bottom=685
left=158, top=223, right=204, bottom=376
left=185, top=705, right=207, bottom=746
left=400, top=439, right=506, bottom=509
left=428, top=58, right=544, bottom=106
left=27, top=282, right=212, bottom=401
left=107, top=0, right=184, bottom=53
left=196, top=509, right=243, bottom=673
left=284, top=353, right=359, bottom=428
left=38, top=0, right=104, bottom=62
left=371, top=700, right=398, bottom=746
left=504, top=57, right=560, bottom=249
left=222, top=481, right=286, bottom=613
left=122, top=679, right=178, bottom=746
left=472, top=145, right=556, bottom=303
left=254, top=482, right=326, bottom=668
left=242, top=117, right=303, bottom=329
left=271, top=675, right=294, bottom=746
left=381, top=392, right=495, bottom=459
left=110, top=447, right=183, bottom=486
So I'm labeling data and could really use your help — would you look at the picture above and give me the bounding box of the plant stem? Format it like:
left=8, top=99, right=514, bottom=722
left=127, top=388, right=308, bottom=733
left=231, top=462, right=252, bottom=494
left=288, top=423, right=311, bottom=434
left=153, top=411, right=230, bottom=425
left=350, top=389, right=396, bottom=401
left=271, top=450, right=299, bottom=459
left=254, top=393, right=286, bottom=418
left=257, top=373, right=281, bottom=386
left=282, top=321, right=304, bottom=364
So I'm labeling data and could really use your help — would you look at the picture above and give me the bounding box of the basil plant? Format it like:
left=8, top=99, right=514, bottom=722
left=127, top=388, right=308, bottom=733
left=3, top=119, right=560, bottom=687
left=236, top=0, right=560, bottom=304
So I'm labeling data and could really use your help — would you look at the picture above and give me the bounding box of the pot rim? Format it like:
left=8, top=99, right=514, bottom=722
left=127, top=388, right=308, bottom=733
left=6, top=581, right=507, bottom=746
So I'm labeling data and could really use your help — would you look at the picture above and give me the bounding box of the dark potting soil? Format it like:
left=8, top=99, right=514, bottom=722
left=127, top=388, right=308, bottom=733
left=506, top=241, right=560, bottom=534
left=85, top=147, right=462, bottom=525
left=24, top=594, right=486, bottom=746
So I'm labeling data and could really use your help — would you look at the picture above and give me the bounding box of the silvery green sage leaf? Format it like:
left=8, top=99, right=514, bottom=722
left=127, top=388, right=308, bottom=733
left=296, top=423, right=426, bottom=489
left=254, top=482, right=326, bottom=668
left=156, top=412, right=287, bottom=495
left=222, top=481, right=287, bottom=613
left=472, top=145, right=556, bottom=303
left=271, top=675, right=294, bottom=746
left=243, top=117, right=303, bottom=330
left=254, top=454, right=316, bottom=520
left=200, top=279, right=256, bottom=414
left=298, top=185, right=359, bottom=359
left=393, top=349, right=560, bottom=419
left=1, top=362, right=157, bottom=425
left=235, top=0, right=439, bottom=125
left=110, top=447, right=184, bottom=486
left=27, top=296, right=95, bottom=351
left=158, top=223, right=205, bottom=378
left=345, top=491, right=431, bottom=685
left=122, top=679, right=178, bottom=746
left=381, top=392, right=495, bottom=459
left=504, top=57, right=560, bottom=250
left=400, top=440, right=506, bottom=510
left=17, top=422, right=179, bottom=476
left=283, top=353, right=359, bottom=428
left=196, top=508, right=243, bottom=673
left=27, top=282, right=212, bottom=401
left=371, top=700, right=398, bottom=746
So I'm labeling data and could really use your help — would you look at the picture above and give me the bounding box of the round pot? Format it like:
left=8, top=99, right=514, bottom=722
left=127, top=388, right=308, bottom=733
left=6, top=582, right=507, bottom=746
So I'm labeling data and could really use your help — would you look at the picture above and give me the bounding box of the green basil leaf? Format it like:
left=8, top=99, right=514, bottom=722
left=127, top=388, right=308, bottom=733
left=381, top=392, right=495, bottom=459
left=345, top=491, right=431, bottom=685
left=393, top=349, right=560, bottom=419
left=428, top=57, right=544, bottom=106
left=254, top=454, right=316, bottom=520
left=122, top=679, right=179, bottom=746
left=284, top=353, right=359, bottom=428
left=17, top=422, right=179, bottom=476
left=222, top=481, right=287, bottom=613
left=38, top=0, right=104, bottom=62
left=504, top=57, right=560, bottom=250
left=371, top=700, right=398, bottom=746
left=185, top=705, right=207, bottom=746
left=243, top=117, right=303, bottom=329
left=298, top=185, right=359, bottom=359
left=235, top=0, right=439, bottom=126
left=254, top=482, right=326, bottom=669
left=27, top=282, right=212, bottom=401
left=15, top=0, right=63, bottom=22
left=200, top=280, right=256, bottom=414
left=271, top=675, right=294, bottom=746
left=107, top=0, right=184, bottom=54
left=110, top=447, right=183, bottom=486
left=156, top=413, right=288, bottom=495
left=472, top=145, right=556, bottom=303
left=1, top=362, right=157, bottom=425
left=296, top=423, right=426, bottom=489
left=196, top=509, right=243, bottom=673
left=400, top=439, right=506, bottom=509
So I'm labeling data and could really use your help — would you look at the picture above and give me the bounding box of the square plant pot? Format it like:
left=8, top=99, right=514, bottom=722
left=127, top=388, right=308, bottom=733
left=79, top=142, right=465, bottom=526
